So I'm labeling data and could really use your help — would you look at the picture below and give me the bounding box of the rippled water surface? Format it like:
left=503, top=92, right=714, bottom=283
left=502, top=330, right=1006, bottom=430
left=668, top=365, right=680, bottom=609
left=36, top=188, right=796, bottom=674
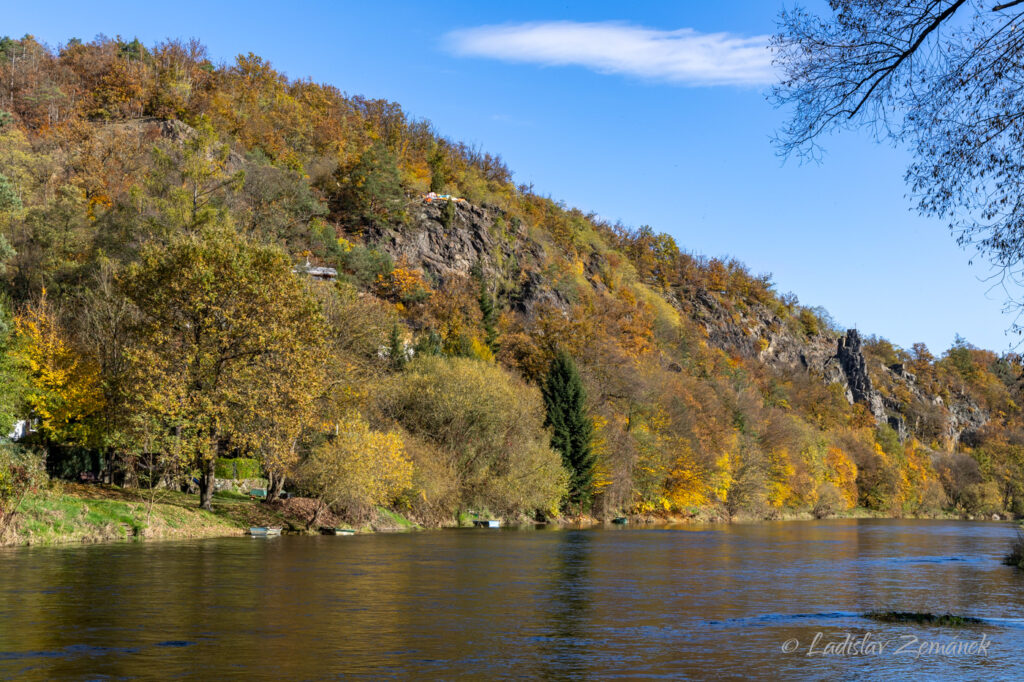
left=2, top=519, right=1024, bottom=679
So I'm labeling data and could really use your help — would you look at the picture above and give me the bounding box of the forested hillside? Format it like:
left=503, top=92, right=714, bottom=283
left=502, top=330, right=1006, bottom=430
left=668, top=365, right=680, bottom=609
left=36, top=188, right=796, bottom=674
left=1, top=34, right=1023, bottom=528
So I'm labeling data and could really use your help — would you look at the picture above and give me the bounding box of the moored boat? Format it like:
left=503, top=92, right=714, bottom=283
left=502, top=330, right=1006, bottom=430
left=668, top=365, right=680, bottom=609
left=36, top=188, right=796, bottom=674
left=249, top=526, right=282, bottom=537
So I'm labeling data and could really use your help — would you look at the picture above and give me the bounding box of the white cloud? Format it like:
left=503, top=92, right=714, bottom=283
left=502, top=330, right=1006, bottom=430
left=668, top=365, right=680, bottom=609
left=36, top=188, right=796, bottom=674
left=445, top=21, right=774, bottom=87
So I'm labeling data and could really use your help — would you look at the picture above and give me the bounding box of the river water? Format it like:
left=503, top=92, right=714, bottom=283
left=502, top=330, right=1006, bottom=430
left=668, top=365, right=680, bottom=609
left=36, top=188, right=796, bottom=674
left=1, top=519, right=1022, bottom=679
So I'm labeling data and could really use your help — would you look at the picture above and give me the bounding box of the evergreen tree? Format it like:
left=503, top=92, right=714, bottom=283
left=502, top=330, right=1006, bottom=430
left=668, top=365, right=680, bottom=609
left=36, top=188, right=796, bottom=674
left=441, top=198, right=456, bottom=229
left=388, top=323, right=407, bottom=371
left=428, top=148, right=446, bottom=193
left=542, top=351, right=594, bottom=509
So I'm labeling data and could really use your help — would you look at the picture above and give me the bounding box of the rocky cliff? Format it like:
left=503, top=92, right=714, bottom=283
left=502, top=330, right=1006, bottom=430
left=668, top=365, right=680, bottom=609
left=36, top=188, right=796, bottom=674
left=368, top=196, right=991, bottom=451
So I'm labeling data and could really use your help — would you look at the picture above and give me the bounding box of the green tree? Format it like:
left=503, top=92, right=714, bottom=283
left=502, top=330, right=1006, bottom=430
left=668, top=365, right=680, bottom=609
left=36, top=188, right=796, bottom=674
left=542, top=351, right=595, bottom=510
left=333, top=141, right=405, bottom=229
left=147, top=117, right=244, bottom=232
left=0, top=300, right=26, bottom=435
left=239, top=157, right=327, bottom=246
left=441, top=198, right=456, bottom=229
left=0, top=173, right=20, bottom=213
left=428, top=147, right=446, bottom=193
left=0, top=172, right=18, bottom=277
left=387, top=323, right=406, bottom=371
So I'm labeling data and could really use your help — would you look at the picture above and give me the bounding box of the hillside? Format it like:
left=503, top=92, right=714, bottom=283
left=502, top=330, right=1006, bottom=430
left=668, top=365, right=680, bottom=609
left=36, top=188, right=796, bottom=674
left=0, top=34, right=1022, bottom=527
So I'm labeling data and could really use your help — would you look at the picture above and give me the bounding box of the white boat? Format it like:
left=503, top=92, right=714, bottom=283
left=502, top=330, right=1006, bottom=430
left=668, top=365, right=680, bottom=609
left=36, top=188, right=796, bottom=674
left=249, top=526, right=282, bottom=537
left=473, top=519, right=500, bottom=528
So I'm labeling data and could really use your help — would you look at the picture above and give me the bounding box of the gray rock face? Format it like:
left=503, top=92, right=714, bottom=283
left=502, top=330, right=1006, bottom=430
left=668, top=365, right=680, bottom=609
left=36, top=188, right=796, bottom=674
left=837, top=330, right=873, bottom=404
left=366, top=198, right=565, bottom=315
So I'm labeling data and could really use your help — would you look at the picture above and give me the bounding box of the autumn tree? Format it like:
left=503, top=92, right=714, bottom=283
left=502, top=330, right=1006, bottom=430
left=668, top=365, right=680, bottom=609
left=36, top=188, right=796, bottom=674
left=65, top=264, right=141, bottom=479
left=120, top=223, right=326, bottom=510
left=15, top=290, right=103, bottom=448
left=238, top=157, right=327, bottom=247
left=379, top=355, right=567, bottom=519
left=772, top=1, right=1024, bottom=329
left=543, top=351, right=596, bottom=510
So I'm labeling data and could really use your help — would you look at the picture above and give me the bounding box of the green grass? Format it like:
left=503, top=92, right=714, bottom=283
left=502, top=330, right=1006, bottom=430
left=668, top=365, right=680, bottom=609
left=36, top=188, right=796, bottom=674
left=3, top=483, right=426, bottom=547
left=375, top=506, right=416, bottom=530
left=455, top=509, right=496, bottom=527
left=213, top=489, right=252, bottom=501
left=2, top=483, right=315, bottom=547
left=9, top=489, right=239, bottom=546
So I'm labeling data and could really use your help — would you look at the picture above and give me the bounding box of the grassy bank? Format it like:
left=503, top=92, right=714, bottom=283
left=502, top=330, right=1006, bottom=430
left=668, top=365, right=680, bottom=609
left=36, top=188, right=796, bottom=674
left=3, top=484, right=306, bottom=547
left=1, top=483, right=424, bottom=547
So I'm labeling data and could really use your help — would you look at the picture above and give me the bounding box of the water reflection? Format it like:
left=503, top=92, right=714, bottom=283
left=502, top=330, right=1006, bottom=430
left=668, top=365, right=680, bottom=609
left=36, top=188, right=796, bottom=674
left=1, top=520, right=1023, bottom=679
left=539, top=530, right=592, bottom=679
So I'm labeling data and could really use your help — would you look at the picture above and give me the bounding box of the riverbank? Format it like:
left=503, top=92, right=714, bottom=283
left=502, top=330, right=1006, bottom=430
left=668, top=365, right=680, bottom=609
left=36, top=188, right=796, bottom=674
left=0, top=483, right=364, bottom=547
left=0, top=482, right=1008, bottom=548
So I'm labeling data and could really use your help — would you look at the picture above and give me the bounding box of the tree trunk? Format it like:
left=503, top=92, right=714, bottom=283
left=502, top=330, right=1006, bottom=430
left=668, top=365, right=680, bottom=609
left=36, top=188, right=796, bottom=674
left=308, top=500, right=326, bottom=531
left=198, top=458, right=216, bottom=510
left=267, top=470, right=285, bottom=502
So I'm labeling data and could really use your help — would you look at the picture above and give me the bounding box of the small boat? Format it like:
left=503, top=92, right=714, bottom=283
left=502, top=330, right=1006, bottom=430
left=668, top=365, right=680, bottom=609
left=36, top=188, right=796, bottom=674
left=249, top=526, right=282, bottom=537
left=473, top=519, right=500, bottom=528
left=330, top=528, right=356, bottom=535
left=611, top=517, right=629, bottom=525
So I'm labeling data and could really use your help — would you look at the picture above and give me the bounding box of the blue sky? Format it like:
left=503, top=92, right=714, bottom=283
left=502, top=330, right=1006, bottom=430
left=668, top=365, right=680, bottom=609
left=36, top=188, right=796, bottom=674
left=5, top=0, right=1013, bottom=354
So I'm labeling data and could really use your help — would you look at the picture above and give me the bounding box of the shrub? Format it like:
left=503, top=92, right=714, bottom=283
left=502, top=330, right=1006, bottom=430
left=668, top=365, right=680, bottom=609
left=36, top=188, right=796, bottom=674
left=0, top=445, right=45, bottom=536
left=214, top=457, right=262, bottom=480
left=813, top=483, right=845, bottom=518
left=339, top=244, right=393, bottom=288
left=297, top=413, right=412, bottom=525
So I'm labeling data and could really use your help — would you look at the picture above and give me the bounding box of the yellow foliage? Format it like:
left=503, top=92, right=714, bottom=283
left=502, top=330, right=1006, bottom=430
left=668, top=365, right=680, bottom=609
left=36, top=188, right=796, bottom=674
left=767, top=448, right=797, bottom=508
left=825, top=446, right=858, bottom=509
left=469, top=336, right=495, bottom=363
left=663, top=459, right=709, bottom=508
left=302, top=413, right=413, bottom=510
left=15, top=292, right=103, bottom=445
left=711, top=453, right=733, bottom=503
left=375, top=266, right=432, bottom=304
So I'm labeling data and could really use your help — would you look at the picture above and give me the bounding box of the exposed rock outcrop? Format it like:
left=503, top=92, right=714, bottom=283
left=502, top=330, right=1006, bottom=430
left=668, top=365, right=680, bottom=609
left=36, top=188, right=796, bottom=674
left=367, top=198, right=566, bottom=314
left=837, top=330, right=871, bottom=403
left=365, top=195, right=992, bottom=449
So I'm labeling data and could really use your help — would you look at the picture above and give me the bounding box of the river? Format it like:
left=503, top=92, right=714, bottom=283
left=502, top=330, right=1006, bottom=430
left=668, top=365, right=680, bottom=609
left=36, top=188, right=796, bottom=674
left=1, top=519, right=1022, bottom=679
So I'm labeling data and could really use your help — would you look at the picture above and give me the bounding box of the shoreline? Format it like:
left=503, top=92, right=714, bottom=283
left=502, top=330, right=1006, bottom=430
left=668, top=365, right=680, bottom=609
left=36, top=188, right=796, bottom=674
left=1, top=483, right=1010, bottom=549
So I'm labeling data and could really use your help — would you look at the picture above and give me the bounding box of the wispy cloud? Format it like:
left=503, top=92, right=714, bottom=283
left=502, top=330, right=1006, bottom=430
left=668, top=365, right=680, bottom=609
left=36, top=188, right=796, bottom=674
left=445, top=21, right=774, bottom=87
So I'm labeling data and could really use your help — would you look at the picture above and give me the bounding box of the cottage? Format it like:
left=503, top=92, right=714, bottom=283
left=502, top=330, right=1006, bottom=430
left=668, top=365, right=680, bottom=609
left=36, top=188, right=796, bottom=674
left=293, top=259, right=338, bottom=281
